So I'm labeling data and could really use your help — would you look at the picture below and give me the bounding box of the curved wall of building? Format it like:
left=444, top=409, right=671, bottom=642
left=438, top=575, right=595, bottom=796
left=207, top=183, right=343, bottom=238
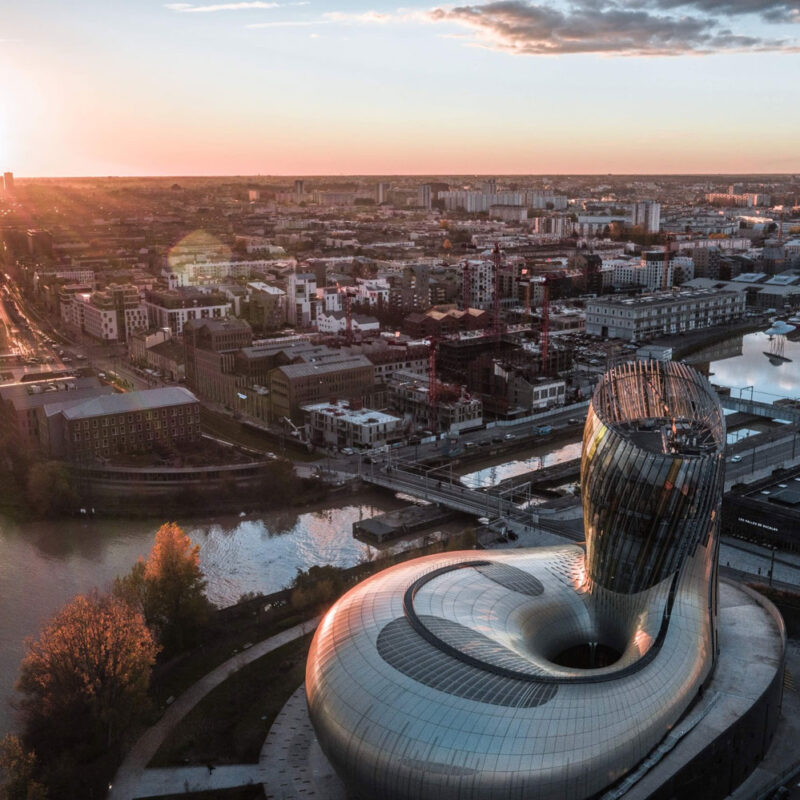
left=582, top=361, right=725, bottom=595
left=305, top=362, right=747, bottom=800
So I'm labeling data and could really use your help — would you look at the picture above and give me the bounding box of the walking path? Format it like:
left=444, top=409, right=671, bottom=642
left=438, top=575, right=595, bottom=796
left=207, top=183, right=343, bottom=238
left=260, top=686, right=348, bottom=800
left=108, top=616, right=320, bottom=800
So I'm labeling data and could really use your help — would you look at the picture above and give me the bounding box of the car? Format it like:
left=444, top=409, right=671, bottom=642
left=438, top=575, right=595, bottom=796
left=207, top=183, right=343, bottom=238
left=492, top=436, right=503, bottom=444
left=730, top=455, right=743, bottom=463
left=504, top=433, right=515, bottom=440
left=340, top=447, right=355, bottom=455
left=568, top=418, right=581, bottom=425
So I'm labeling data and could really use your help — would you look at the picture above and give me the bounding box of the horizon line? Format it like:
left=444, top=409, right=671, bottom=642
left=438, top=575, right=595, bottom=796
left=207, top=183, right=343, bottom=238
left=6, top=171, right=799, bottom=181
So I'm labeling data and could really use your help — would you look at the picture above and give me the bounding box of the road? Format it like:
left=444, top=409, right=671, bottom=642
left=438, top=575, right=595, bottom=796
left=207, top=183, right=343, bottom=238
left=725, top=431, right=800, bottom=482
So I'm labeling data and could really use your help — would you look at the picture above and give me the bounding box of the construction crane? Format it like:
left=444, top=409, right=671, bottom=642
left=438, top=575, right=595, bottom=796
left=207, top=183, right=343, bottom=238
left=539, top=272, right=563, bottom=374
left=520, top=268, right=532, bottom=315
left=426, top=333, right=463, bottom=433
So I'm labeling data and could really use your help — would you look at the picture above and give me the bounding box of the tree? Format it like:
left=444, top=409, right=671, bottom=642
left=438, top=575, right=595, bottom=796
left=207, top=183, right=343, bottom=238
left=16, top=591, right=157, bottom=754
left=25, top=462, right=76, bottom=517
left=0, top=735, right=47, bottom=800
left=115, top=523, right=213, bottom=653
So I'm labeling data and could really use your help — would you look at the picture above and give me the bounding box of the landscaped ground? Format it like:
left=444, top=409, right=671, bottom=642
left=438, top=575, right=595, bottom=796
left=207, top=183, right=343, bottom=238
left=150, top=634, right=313, bottom=767
left=148, top=788, right=263, bottom=799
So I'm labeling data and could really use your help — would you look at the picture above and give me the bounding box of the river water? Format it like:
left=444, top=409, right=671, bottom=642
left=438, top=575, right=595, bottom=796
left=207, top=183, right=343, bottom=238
left=0, top=491, right=401, bottom=736
left=459, top=440, right=583, bottom=489
left=710, top=330, right=800, bottom=404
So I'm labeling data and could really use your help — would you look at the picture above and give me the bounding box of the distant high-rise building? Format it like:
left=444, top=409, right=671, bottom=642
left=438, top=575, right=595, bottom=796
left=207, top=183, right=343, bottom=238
left=632, top=200, right=661, bottom=233
left=294, top=179, right=305, bottom=196
left=248, top=189, right=261, bottom=202
left=2, top=172, right=13, bottom=193
left=417, top=183, right=432, bottom=210
left=480, top=178, right=496, bottom=195
left=377, top=182, right=392, bottom=204
left=27, top=228, right=53, bottom=258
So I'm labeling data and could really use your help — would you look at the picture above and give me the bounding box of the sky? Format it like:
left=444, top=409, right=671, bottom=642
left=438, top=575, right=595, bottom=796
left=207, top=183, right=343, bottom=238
left=0, top=0, right=799, bottom=176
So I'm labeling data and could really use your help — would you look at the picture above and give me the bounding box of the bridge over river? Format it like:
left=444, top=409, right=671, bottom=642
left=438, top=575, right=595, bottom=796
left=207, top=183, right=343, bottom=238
left=359, top=462, right=584, bottom=543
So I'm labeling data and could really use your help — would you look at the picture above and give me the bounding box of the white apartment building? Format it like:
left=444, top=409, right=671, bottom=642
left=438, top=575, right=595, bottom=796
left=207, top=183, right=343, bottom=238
left=606, top=252, right=694, bottom=290
left=461, top=259, right=495, bottom=310
left=60, top=286, right=148, bottom=342
left=417, top=184, right=432, bottom=209
left=321, top=286, right=344, bottom=313
left=532, top=215, right=573, bottom=237
left=144, top=290, right=231, bottom=335
left=632, top=201, right=661, bottom=233
left=586, top=288, right=745, bottom=341
left=316, top=311, right=380, bottom=335
left=355, top=278, right=390, bottom=307
left=287, top=271, right=318, bottom=327
left=167, top=260, right=274, bottom=287
left=526, top=191, right=568, bottom=210
left=304, top=401, right=403, bottom=449
left=490, top=205, right=528, bottom=223
left=439, top=190, right=524, bottom=213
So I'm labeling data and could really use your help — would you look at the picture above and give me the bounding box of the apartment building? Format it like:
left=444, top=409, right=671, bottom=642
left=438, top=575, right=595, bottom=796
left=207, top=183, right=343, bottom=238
left=286, top=272, right=318, bottom=327
left=270, top=355, right=375, bottom=422
left=304, top=400, right=403, bottom=449
left=145, top=288, right=230, bottom=334
left=586, top=288, right=746, bottom=341
left=63, top=387, right=201, bottom=461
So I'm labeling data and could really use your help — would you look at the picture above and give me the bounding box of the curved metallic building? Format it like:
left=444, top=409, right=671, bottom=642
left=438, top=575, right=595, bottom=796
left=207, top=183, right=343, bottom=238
left=306, top=361, right=726, bottom=800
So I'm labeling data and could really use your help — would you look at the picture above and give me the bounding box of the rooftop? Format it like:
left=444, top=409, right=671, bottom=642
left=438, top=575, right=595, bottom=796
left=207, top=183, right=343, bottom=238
left=62, top=386, right=199, bottom=420
left=276, top=355, right=372, bottom=379
left=589, top=288, right=741, bottom=308
left=302, top=401, right=400, bottom=426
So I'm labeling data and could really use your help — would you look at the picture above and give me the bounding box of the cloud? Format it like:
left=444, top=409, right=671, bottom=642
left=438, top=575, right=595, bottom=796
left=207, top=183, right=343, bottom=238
left=426, top=1, right=799, bottom=55
left=638, top=0, right=800, bottom=24
left=166, top=1, right=307, bottom=12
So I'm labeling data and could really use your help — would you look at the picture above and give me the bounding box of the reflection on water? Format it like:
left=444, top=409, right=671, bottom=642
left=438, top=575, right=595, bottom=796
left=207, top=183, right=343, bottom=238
left=711, top=332, right=800, bottom=404
left=460, top=440, right=583, bottom=489
left=0, top=491, right=400, bottom=736
left=193, top=502, right=397, bottom=607
left=727, top=428, right=760, bottom=445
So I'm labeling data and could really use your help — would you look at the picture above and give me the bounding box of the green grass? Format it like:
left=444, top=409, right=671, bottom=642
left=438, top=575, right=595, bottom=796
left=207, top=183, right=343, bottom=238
left=150, top=634, right=313, bottom=767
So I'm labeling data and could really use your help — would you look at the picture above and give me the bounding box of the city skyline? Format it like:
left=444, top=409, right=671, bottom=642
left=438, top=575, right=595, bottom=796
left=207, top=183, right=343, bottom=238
left=2, top=0, right=799, bottom=177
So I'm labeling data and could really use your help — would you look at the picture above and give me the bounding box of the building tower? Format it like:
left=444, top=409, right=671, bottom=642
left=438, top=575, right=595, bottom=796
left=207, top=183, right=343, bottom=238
left=417, top=184, right=432, bottom=210
left=2, top=172, right=14, bottom=194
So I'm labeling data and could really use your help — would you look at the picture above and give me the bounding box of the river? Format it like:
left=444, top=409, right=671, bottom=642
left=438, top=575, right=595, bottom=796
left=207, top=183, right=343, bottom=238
left=0, top=490, right=401, bottom=737
left=710, top=330, right=800, bottom=404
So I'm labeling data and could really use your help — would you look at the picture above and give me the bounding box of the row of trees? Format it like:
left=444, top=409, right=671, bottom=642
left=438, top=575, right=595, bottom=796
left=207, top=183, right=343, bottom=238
left=0, top=523, right=213, bottom=799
